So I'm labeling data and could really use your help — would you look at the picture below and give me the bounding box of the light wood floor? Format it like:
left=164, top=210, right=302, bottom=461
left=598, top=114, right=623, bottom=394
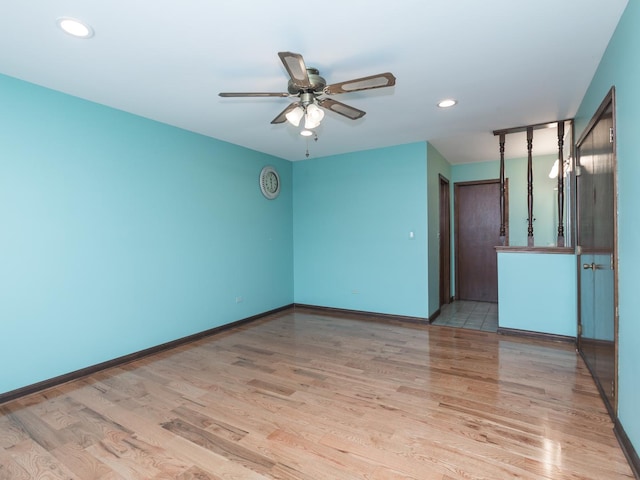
left=0, top=308, right=634, bottom=479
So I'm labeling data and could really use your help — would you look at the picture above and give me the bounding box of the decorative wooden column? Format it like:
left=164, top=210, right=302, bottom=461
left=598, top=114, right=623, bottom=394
left=556, top=121, right=565, bottom=247
left=494, top=118, right=573, bottom=248
left=499, top=133, right=506, bottom=246
left=526, top=126, right=534, bottom=247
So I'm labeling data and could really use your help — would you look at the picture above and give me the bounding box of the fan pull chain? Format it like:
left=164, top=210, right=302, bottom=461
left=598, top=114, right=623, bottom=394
left=305, top=131, right=318, bottom=158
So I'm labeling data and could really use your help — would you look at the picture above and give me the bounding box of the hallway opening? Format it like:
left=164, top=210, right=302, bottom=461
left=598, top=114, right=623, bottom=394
left=431, top=300, right=498, bottom=332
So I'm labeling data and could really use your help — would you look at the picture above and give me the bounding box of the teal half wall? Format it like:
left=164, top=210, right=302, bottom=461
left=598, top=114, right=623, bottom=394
left=0, top=74, right=293, bottom=395
left=574, top=0, right=640, bottom=456
left=497, top=252, right=577, bottom=337
left=293, top=143, right=429, bottom=319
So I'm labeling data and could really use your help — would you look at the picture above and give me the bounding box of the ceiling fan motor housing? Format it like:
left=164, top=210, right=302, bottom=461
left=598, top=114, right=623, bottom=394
left=287, top=68, right=326, bottom=95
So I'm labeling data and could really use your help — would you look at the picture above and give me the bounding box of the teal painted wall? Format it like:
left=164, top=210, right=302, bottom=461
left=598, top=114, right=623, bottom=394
left=0, top=74, right=293, bottom=395
left=426, top=143, right=452, bottom=317
left=574, top=0, right=640, bottom=454
left=497, top=253, right=577, bottom=336
left=293, top=143, right=429, bottom=318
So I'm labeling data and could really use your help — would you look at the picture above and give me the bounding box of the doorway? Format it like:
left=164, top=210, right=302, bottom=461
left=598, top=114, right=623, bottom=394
left=439, top=175, right=451, bottom=307
left=454, top=179, right=505, bottom=303
left=576, top=87, right=617, bottom=416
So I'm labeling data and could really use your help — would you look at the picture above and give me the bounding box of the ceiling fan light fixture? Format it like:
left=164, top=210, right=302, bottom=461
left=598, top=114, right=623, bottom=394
left=304, top=116, right=321, bottom=129
left=300, top=129, right=314, bottom=137
left=437, top=98, right=457, bottom=108
left=285, top=106, right=304, bottom=127
left=304, top=103, right=324, bottom=129
left=57, top=17, right=94, bottom=38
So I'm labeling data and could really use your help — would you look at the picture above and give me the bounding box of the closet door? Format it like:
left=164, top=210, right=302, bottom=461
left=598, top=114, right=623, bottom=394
left=455, top=180, right=502, bottom=303
left=576, top=89, right=617, bottom=415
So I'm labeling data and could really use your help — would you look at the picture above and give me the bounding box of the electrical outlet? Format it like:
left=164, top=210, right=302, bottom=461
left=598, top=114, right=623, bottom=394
left=235, top=296, right=243, bottom=303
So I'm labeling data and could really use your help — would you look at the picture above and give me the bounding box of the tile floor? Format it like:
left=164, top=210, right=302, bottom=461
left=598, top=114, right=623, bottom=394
left=431, top=300, right=499, bottom=332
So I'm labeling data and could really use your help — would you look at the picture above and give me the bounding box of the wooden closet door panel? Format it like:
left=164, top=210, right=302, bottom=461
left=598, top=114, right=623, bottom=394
left=577, top=92, right=617, bottom=414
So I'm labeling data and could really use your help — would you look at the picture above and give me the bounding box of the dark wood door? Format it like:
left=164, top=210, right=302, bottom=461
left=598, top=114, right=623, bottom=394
left=577, top=89, right=617, bottom=415
left=439, top=175, right=451, bottom=307
left=455, top=180, right=502, bottom=302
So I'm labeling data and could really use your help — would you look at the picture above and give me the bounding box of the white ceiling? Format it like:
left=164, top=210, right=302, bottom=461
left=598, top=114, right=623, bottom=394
left=0, top=1, right=628, bottom=164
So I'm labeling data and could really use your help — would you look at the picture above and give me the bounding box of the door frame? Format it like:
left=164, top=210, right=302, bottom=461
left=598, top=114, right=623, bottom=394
left=575, top=86, right=618, bottom=415
left=439, top=174, right=451, bottom=307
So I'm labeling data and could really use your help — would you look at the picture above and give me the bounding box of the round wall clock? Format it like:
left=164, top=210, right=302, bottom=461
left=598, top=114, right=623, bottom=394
left=259, top=165, right=280, bottom=199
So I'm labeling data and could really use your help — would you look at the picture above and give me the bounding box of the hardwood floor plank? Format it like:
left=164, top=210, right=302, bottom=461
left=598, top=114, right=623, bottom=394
left=161, top=418, right=275, bottom=475
left=171, top=405, right=248, bottom=442
left=2, top=404, right=75, bottom=452
left=49, top=442, right=115, bottom=480
left=163, top=436, right=268, bottom=480
left=262, top=428, right=376, bottom=480
left=0, top=309, right=634, bottom=479
left=0, top=449, right=31, bottom=480
left=0, top=407, right=31, bottom=450
left=174, top=465, right=222, bottom=480
left=9, top=439, right=80, bottom=479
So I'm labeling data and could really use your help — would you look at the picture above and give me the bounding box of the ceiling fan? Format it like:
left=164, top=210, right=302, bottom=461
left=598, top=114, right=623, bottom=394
left=219, top=52, right=396, bottom=129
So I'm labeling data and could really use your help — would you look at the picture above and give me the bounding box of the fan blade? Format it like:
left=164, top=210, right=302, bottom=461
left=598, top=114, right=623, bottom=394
left=318, top=98, right=366, bottom=120
left=271, top=103, right=300, bottom=124
left=278, top=51, right=311, bottom=89
left=324, top=72, right=396, bottom=95
left=219, top=92, right=289, bottom=97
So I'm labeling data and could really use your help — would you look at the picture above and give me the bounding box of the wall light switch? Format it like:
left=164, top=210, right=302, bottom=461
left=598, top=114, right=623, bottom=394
left=409, top=231, right=415, bottom=239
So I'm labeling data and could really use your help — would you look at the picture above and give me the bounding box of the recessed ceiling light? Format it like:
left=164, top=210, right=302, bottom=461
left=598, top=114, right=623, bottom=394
left=57, top=17, right=94, bottom=38
left=437, top=99, right=457, bottom=108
